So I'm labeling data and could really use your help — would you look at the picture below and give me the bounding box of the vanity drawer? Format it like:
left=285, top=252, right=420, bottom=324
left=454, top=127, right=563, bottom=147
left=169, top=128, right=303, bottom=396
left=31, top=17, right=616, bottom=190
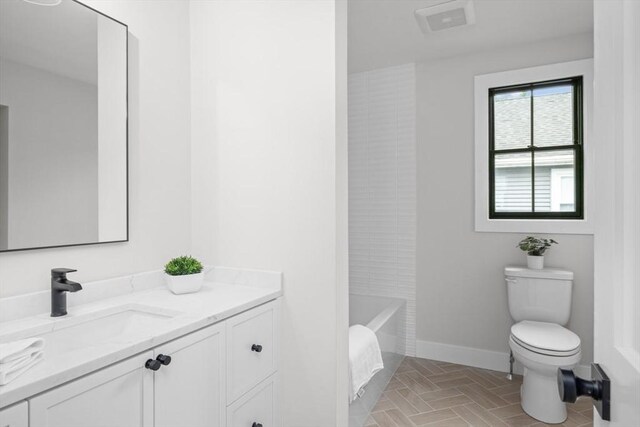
left=227, top=299, right=280, bottom=403
left=0, top=401, right=28, bottom=427
left=227, top=374, right=280, bottom=427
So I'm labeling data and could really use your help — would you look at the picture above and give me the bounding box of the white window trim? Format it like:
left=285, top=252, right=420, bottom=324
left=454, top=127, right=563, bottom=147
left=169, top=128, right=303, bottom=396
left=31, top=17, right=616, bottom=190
left=474, top=59, right=594, bottom=234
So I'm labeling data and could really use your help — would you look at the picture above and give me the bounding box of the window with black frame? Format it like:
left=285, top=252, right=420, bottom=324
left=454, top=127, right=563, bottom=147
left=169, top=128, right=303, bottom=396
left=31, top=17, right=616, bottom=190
left=488, top=77, right=583, bottom=219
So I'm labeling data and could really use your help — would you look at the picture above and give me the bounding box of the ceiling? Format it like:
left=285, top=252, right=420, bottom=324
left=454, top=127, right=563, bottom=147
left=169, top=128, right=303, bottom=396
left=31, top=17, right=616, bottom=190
left=348, top=0, right=594, bottom=72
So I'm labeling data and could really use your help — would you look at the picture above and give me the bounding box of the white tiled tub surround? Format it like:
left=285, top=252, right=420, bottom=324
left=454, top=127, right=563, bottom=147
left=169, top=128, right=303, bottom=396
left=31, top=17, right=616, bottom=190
left=0, top=266, right=282, bottom=407
left=349, top=294, right=406, bottom=427
left=348, top=63, right=417, bottom=356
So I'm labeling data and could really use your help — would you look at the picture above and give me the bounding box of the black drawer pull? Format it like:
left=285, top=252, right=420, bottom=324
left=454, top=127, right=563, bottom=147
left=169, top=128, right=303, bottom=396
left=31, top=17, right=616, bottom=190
left=156, top=354, right=172, bottom=365
left=252, top=423, right=263, bottom=427
left=251, top=344, right=263, bottom=353
left=145, top=359, right=161, bottom=371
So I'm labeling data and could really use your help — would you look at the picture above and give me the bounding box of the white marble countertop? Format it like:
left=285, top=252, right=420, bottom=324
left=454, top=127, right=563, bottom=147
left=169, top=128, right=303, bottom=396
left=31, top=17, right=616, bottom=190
left=0, top=267, right=282, bottom=409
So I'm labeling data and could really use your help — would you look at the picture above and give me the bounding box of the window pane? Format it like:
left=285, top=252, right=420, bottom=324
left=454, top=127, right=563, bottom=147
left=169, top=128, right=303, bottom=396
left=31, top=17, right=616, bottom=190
left=533, top=84, right=574, bottom=147
left=493, top=89, right=531, bottom=150
left=534, top=150, right=576, bottom=212
left=494, top=152, right=532, bottom=212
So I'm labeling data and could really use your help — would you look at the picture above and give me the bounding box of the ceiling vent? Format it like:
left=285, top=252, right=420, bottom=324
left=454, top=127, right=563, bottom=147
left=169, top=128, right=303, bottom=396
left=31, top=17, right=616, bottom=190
left=414, top=0, right=476, bottom=33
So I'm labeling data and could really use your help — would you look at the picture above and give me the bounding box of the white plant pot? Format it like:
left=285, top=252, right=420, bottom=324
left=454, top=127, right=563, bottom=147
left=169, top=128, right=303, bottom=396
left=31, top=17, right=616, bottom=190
left=527, top=255, right=545, bottom=270
left=164, top=272, right=204, bottom=295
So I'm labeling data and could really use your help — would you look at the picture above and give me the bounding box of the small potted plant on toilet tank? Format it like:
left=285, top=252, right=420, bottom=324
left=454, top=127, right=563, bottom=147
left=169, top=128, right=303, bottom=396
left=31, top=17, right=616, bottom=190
left=164, top=256, right=204, bottom=294
left=517, top=236, right=558, bottom=270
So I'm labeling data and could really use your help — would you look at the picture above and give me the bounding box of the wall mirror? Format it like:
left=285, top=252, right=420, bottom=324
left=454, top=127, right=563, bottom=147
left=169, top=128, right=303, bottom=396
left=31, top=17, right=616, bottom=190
left=0, top=0, right=128, bottom=252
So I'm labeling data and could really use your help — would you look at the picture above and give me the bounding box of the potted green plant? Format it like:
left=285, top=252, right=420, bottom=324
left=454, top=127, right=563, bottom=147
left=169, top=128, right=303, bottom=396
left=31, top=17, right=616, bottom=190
left=164, top=256, right=204, bottom=294
left=517, top=236, right=558, bottom=270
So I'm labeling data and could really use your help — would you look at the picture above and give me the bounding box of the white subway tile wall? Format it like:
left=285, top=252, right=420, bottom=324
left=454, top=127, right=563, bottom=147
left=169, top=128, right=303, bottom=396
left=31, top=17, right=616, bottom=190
left=349, top=64, right=417, bottom=356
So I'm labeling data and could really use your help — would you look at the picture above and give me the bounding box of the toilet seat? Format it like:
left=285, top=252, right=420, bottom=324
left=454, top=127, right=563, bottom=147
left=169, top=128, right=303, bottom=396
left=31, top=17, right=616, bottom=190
left=510, top=321, right=580, bottom=357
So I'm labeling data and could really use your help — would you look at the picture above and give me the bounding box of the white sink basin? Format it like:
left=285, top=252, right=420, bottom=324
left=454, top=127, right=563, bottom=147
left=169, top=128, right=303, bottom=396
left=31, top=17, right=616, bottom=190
left=0, top=304, right=182, bottom=359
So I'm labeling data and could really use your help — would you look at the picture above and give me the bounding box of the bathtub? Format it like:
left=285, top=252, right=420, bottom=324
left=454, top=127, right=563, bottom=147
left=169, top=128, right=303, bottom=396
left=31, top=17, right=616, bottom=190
left=349, top=294, right=406, bottom=427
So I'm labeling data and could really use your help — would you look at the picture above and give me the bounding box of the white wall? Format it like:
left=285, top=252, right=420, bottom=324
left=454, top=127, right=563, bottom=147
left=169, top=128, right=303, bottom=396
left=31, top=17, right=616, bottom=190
left=0, top=58, right=98, bottom=249
left=0, top=105, right=7, bottom=250
left=416, top=34, right=595, bottom=367
left=0, top=0, right=192, bottom=296
left=189, top=1, right=348, bottom=425
left=0, top=2, right=349, bottom=423
left=97, top=16, right=128, bottom=243
left=348, top=63, right=417, bottom=356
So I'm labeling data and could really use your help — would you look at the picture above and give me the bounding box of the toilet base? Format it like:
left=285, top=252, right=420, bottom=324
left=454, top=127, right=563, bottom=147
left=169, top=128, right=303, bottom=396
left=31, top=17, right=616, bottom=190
left=520, top=368, right=567, bottom=424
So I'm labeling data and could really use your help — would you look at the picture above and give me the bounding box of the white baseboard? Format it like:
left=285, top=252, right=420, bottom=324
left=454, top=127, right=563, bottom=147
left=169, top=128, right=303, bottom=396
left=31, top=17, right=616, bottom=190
left=416, top=340, right=512, bottom=373
left=415, top=339, right=590, bottom=378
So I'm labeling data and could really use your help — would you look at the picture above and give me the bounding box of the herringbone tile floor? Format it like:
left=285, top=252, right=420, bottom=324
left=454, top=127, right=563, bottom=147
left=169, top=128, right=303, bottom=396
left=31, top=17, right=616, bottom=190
left=365, top=357, right=593, bottom=427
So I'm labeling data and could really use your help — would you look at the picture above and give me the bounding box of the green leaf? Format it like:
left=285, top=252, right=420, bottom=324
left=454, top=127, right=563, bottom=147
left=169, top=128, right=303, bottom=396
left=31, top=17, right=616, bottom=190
left=517, top=236, right=558, bottom=255
left=164, top=256, right=204, bottom=276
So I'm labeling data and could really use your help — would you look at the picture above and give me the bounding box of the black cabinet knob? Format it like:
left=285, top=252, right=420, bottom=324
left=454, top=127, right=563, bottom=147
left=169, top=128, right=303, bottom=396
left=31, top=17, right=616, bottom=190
left=156, top=354, right=172, bottom=365
left=252, top=423, right=263, bottom=427
left=251, top=344, right=263, bottom=353
left=145, top=359, right=162, bottom=371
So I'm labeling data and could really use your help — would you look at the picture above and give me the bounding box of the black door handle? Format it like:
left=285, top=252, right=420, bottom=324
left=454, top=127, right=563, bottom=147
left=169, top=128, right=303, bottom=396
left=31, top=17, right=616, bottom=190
left=252, top=423, right=263, bottom=427
left=557, top=364, right=610, bottom=421
left=558, top=369, right=601, bottom=402
left=251, top=344, right=263, bottom=353
left=145, top=359, right=162, bottom=371
left=156, top=354, right=172, bottom=365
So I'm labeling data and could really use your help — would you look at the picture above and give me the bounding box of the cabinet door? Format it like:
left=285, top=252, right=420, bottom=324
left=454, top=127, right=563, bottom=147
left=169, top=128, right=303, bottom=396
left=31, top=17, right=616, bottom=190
left=0, top=401, right=28, bottom=427
left=154, top=323, right=225, bottom=427
left=227, top=374, right=280, bottom=427
left=29, top=352, right=153, bottom=427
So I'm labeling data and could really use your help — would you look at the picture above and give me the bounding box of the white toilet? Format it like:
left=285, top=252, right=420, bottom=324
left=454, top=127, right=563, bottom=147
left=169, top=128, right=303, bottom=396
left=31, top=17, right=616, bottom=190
left=505, top=266, right=581, bottom=424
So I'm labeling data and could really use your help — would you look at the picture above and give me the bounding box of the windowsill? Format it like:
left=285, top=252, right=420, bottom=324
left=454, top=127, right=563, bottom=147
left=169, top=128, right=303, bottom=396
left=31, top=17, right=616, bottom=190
left=475, top=217, right=593, bottom=234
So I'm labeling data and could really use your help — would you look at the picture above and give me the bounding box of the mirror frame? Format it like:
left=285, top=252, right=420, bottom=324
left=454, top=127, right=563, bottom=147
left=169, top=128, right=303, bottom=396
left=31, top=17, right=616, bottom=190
left=0, top=0, right=129, bottom=253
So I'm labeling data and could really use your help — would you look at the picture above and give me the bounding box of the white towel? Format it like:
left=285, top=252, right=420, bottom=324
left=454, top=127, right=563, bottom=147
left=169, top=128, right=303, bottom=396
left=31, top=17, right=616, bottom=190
left=0, top=338, right=45, bottom=386
left=349, top=325, right=384, bottom=402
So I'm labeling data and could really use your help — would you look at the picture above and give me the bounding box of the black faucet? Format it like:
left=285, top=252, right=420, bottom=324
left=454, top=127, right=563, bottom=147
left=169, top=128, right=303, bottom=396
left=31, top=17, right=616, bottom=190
left=51, top=268, right=82, bottom=317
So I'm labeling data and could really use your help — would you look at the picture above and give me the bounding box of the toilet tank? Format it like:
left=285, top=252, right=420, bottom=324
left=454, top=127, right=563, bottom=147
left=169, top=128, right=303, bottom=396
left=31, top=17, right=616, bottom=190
left=505, top=267, right=574, bottom=325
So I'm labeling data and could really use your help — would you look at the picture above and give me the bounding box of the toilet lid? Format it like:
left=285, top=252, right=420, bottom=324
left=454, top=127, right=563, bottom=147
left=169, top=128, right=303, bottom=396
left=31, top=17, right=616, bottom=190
left=511, top=321, right=581, bottom=356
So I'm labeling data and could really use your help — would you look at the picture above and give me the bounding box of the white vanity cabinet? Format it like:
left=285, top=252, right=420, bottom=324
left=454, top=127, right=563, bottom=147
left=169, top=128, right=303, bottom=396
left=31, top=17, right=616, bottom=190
left=153, top=323, right=225, bottom=427
left=29, top=352, right=154, bottom=427
left=0, top=401, right=28, bottom=427
left=227, top=375, right=280, bottom=427
left=226, top=300, right=281, bottom=427
left=227, top=300, right=279, bottom=402
left=21, top=299, right=280, bottom=427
